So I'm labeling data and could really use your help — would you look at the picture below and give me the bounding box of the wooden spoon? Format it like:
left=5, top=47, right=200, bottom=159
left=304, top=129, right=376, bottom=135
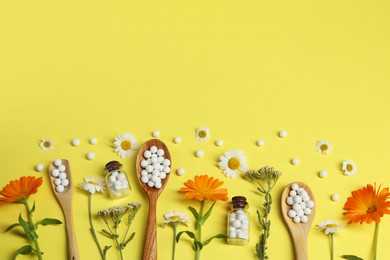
left=48, top=159, right=79, bottom=260
left=281, top=182, right=316, bottom=260
left=136, top=139, right=171, bottom=260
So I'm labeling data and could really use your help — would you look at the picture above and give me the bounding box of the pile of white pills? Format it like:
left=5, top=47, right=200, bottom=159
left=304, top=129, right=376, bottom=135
left=50, top=159, right=69, bottom=193
left=286, top=183, right=315, bottom=224
left=228, top=209, right=249, bottom=240
left=107, top=171, right=130, bottom=195
left=139, top=146, right=171, bottom=189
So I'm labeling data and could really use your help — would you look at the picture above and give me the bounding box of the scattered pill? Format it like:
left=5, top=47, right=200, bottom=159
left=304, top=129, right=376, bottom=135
left=176, top=168, right=185, bottom=176
left=152, top=131, right=160, bottom=137
left=256, top=140, right=265, bottom=147
left=195, top=150, right=204, bottom=157
left=319, top=170, right=328, bottom=178
left=86, top=152, right=95, bottom=160
left=89, top=137, right=97, bottom=145
left=215, top=140, right=223, bottom=147
left=291, top=158, right=300, bottom=165
left=331, top=194, right=340, bottom=201
left=71, top=138, right=80, bottom=146
left=54, top=159, right=62, bottom=167
left=279, top=130, right=287, bottom=138
left=35, top=164, right=44, bottom=172
left=173, top=137, right=181, bottom=144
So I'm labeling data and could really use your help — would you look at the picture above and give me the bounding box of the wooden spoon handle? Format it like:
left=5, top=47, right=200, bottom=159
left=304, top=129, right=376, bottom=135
left=292, top=234, right=308, bottom=260
left=143, top=195, right=158, bottom=260
left=63, top=206, right=80, bottom=260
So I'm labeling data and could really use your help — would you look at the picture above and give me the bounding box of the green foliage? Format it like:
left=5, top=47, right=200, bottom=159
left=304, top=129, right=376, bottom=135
left=341, top=255, right=364, bottom=260
left=13, top=245, right=33, bottom=260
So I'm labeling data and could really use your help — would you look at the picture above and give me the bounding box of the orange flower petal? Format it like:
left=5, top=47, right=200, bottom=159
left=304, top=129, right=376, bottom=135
left=180, top=175, right=228, bottom=202
left=0, top=176, right=43, bottom=205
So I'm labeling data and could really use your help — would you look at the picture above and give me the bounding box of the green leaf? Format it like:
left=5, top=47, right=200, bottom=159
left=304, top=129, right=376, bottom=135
left=103, top=245, right=112, bottom=257
left=18, top=214, right=37, bottom=241
left=197, top=201, right=216, bottom=227
left=202, top=233, right=227, bottom=246
left=176, top=230, right=196, bottom=243
left=194, top=240, right=203, bottom=251
left=100, top=229, right=115, bottom=239
left=4, top=223, right=20, bottom=233
left=31, top=202, right=36, bottom=213
left=36, top=218, right=62, bottom=226
left=188, top=206, right=199, bottom=220
left=12, top=245, right=32, bottom=259
left=341, top=255, right=364, bottom=260
left=121, top=232, right=135, bottom=249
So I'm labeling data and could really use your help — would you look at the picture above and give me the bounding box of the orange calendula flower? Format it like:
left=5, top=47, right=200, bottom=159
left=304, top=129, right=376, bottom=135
left=180, top=175, right=228, bottom=201
left=0, top=176, right=43, bottom=205
left=343, top=183, right=390, bottom=224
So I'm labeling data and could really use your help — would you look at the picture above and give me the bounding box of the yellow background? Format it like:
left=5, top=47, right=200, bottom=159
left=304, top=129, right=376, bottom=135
left=1, top=0, right=390, bottom=259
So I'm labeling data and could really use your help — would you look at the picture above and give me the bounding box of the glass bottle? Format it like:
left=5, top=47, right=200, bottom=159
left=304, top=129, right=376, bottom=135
left=104, top=161, right=131, bottom=199
left=227, top=196, right=250, bottom=245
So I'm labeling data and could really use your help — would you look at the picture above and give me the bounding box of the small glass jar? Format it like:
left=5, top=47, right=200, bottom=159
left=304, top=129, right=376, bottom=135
left=104, top=161, right=131, bottom=199
left=227, top=196, right=250, bottom=245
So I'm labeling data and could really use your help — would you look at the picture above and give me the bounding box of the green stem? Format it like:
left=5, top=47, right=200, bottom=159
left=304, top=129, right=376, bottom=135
left=196, top=200, right=205, bottom=260
left=330, top=233, right=334, bottom=260
left=373, top=222, right=380, bottom=260
left=23, top=200, right=43, bottom=260
left=113, top=226, right=123, bottom=260
left=172, top=223, right=178, bottom=260
left=88, top=194, right=105, bottom=260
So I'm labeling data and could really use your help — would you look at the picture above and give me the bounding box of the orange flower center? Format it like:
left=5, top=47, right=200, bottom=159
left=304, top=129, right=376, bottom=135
left=44, top=141, right=51, bottom=148
left=198, top=130, right=207, bottom=138
left=228, top=158, right=240, bottom=170
left=367, top=206, right=377, bottom=214
left=346, top=164, right=353, bottom=172
left=320, top=144, right=328, bottom=151
left=121, top=140, right=131, bottom=151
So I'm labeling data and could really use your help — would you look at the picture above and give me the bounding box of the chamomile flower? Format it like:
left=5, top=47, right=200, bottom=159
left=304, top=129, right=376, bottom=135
left=342, top=160, right=357, bottom=176
left=218, top=150, right=248, bottom=178
left=114, top=133, right=139, bottom=158
left=316, top=140, right=332, bottom=154
left=195, top=127, right=210, bottom=142
left=161, top=210, right=191, bottom=227
left=39, top=138, right=55, bottom=151
left=79, top=177, right=105, bottom=194
left=317, top=220, right=344, bottom=234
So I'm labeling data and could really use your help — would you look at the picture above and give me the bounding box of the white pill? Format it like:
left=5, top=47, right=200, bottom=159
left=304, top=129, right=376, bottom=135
left=51, top=169, right=60, bottom=177
left=141, top=176, right=149, bottom=183
left=241, top=223, right=249, bottom=231
left=163, top=159, right=171, bottom=166
left=229, top=231, right=237, bottom=238
left=296, top=209, right=304, bottom=217
left=229, top=226, right=236, bottom=233
left=89, top=137, right=97, bottom=145
left=195, top=150, right=204, bottom=157
left=35, top=164, right=44, bottom=172
left=233, top=220, right=241, bottom=228
left=151, top=176, right=160, bottom=183
left=291, top=158, right=300, bottom=165
left=59, top=172, right=67, bottom=179
left=230, top=212, right=236, bottom=219
left=293, top=216, right=301, bottom=223
left=150, top=146, right=158, bottom=154
left=293, top=195, right=302, bottom=204
left=236, top=209, right=244, bottom=215
left=141, top=170, right=148, bottom=177
left=303, top=196, right=310, bottom=202
left=117, top=173, right=126, bottom=181
left=160, top=172, right=167, bottom=179
left=256, top=140, right=265, bottom=146
left=286, top=197, right=294, bottom=205
left=152, top=163, right=160, bottom=170
left=279, top=130, right=287, bottom=138
left=215, top=140, right=223, bottom=147
left=319, top=170, right=328, bottom=178
left=291, top=183, right=299, bottom=190
left=151, top=157, right=158, bottom=163
left=157, top=156, right=164, bottom=163
left=54, top=159, right=62, bottom=167
left=146, top=165, right=154, bottom=173
left=298, top=187, right=304, bottom=193
left=306, top=200, right=315, bottom=208
left=56, top=185, right=65, bottom=193
left=299, top=191, right=308, bottom=197
left=57, top=165, right=66, bottom=172
left=292, top=203, right=302, bottom=211
left=300, top=202, right=307, bottom=209
left=237, top=231, right=246, bottom=239
left=157, top=149, right=164, bottom=156
left=121, top=182, right=129, bottom=189
left=54, top=178, right=62, bottom=186
left=301, top=215, right=308, bottom=223
left=147, top=181, right=155, bottom=188
left=61, top=179, right=69, bottom=187
left=71, top=138, right=80, bottom=146
left=289, top=190, right=297, bottom=197
left=176, top=168, right=185, bottom=176
left=288, top=209, right=297, bottom=218
left=114, top=183, right=122, bottom=190
left=143, top=150, right=152, bottom=159
left=141, top=160, right=149, bottom=168
left=152, top=131, right=160, bottom=137
left=152, top=170, right=160, bottom=176
left=173, top=137, right=181, bottom=144
left=331, top=194, right=340, bottom=201
left=304, top=208, right=312, bottom=215
left=159, top=165, right=164, bottom=171
left=163, top=166, right=171, bottom=173
left=86, top=152, right=95, bottom=160
left=111, top=171, right=119, bottom=177
left=237, top=213, right=246, bottom=221
left=154, top=182, right=162, bottom=189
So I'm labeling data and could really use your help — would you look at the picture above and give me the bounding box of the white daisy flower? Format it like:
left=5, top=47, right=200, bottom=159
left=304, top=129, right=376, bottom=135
left=218, top=149, right=248, bottom=178
left=161, top=210, right=191, bottom=227
left=317, top=220, right=344, bottom=234
left=342, top=160, right=357, bottom=176
left=195, top=127, right=210, bottom=142
left=79, top=177, right=106, bottom=194
left=114, top=133, right=139, bottom=158
left=39, top=138, right=55, bottom=151
left=316, top=140, right=332, bottom=154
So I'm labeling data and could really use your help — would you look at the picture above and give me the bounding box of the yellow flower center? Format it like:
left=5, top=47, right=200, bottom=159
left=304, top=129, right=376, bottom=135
left=326, top=223, right=337, bottom=228
left=170, top=215, right=182, bottom=221
left=346, top=164, right=353, bottom=172
left=121, top=140, right=132, bottom=151
left=228, top=158, right=240, bottom=170
left=198, top=130, right=207, bottom=138
left=320, top=144, right=328, bottom=151
left=88, top=181, right=99, bottom=186
left=44, top=141, right=51, bottom=148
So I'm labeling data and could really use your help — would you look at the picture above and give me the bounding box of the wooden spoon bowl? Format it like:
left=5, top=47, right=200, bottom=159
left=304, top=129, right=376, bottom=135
left=281, top=182, right=316, bottom=260
left=136, top=139, right=171, bottom=260
left=48, top=159, right=79, bottom=260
